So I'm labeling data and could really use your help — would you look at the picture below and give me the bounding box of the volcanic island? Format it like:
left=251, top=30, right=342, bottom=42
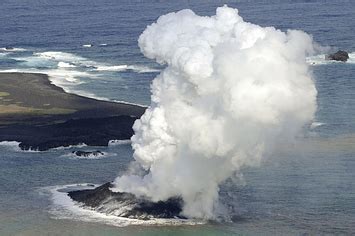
left=0, top=72, right=145, bottom=151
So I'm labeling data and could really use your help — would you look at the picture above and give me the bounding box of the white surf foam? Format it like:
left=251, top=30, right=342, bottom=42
left=52, top=143, right=88, bottom=150
left=41, top=69, right=87, bottom=85
left=94, top=64, right=160, bottom=73
left=0, top=141, right=42, bottom=152
left=45, top=184, right=204, bottom=227
left=35, top=51, right=86, bottom=63
left=34, top=51, right=99, bottom=69
left=5, top=49, right=159, bottom=75
left=65, top=89, right=114, bottom=101
left=0, top=68, right=148, bottom=107
left=0, top=50, right=154, bottom=106
left=95, top=65, right=128, bottom=71
left=16, top=56, right=57, bottom=68
left=112, top=100, right=148, bottom=108
left=0, top=47, right=27, bottom=52
left=108, top=140, right=132, bottom=146
left=82, top=44, right=93, bottom=48
left=58, top=61, right=76, bottom=68
left=0, top=141, right=21, bottom=151
left=127, top=65, right=161, bottom=73
left=348, top=52, right=355, bottom=63
left=0, top=52, right=9, bottom=57
left=0, top=68, right=85, bottom=86
left=34, top=51, right=159, bottom=73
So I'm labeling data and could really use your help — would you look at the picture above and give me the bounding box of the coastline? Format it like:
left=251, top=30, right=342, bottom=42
left=0, top=72, right=146, bottom=150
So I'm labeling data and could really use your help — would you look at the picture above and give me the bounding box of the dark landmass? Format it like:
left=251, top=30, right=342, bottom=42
left=72, top=150, right=104, bottom=157
left=68, top=182, right=185, bottom=220
left=0, top=73, right=146, bottom=150
left=326, top=50, right=349, bottom=62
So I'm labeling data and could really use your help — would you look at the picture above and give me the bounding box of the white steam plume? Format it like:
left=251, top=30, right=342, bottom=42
left=112, top=6, right=317, bottom=219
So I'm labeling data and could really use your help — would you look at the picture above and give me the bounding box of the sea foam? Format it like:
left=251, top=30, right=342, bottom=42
left=0, top=47, right=27, bottom=52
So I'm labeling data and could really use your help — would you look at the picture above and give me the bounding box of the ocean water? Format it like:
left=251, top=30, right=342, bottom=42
left=0, top=0, right=354, bottom=235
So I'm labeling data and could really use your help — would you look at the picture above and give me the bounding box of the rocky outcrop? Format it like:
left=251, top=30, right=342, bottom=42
left=68, top=182, right=185, bottom=220
left=72, top=150, right=104, bottom=157
left=326, top=50, right=349, bottom=62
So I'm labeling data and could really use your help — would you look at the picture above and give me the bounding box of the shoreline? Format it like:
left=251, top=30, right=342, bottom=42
left=0, top=68, right=149, bottom=108
left=0, top=72, right=146, bottom=151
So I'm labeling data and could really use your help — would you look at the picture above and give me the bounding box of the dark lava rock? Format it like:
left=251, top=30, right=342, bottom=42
left=326, top=50, right=349, bottom=62
left=72, top=150, right=104, bottom=157
left=0, top=115, right=138, bottom=151
left=68, top=182, right=185, bottom=220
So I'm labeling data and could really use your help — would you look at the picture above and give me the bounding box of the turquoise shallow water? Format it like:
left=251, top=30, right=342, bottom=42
left=0, top=0, right=355, bottom=235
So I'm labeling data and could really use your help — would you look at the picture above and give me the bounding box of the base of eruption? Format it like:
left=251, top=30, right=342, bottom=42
left=68, top=182, right=186, bottom=220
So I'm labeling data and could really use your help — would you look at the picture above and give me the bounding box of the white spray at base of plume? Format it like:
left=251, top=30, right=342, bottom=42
left=111, top=6, right=317, bottom=219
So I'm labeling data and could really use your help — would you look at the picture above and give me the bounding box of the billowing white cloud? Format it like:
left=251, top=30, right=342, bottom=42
left=112, top=6, right=317, bottom=219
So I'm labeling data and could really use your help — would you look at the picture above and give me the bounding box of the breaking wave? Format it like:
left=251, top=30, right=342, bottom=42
left=0, top=47, right=27, bottom=52
left=58, top=61, right=76, bottom=68
left=35, top=51, right=87, bottom=63
left=33, top=51, right=159, bottom=73
left=0, top=48, right=156, bottom=105
left=0, top=141, right=41, bottom=152
left=52, top=143, right=88, bottom=150
left=94, top=65, right=128, bottom=71
left=1, top=49, right=159, bottom=73
left=0, top=141, right=22, bottom=151
left=94, top=64, right=160, bottom=73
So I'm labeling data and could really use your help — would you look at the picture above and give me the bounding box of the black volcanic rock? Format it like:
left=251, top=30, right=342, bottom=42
left=68, top=182, right=185, bottom=220
left=326, top=50, right=349, bottom=62
left=72, top=150, right=104, bottom=157
left=0, top=116, right=138, bottom=151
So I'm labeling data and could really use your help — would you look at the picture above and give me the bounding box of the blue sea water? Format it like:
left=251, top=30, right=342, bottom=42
left=0, top=0, right=354, bottom=235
